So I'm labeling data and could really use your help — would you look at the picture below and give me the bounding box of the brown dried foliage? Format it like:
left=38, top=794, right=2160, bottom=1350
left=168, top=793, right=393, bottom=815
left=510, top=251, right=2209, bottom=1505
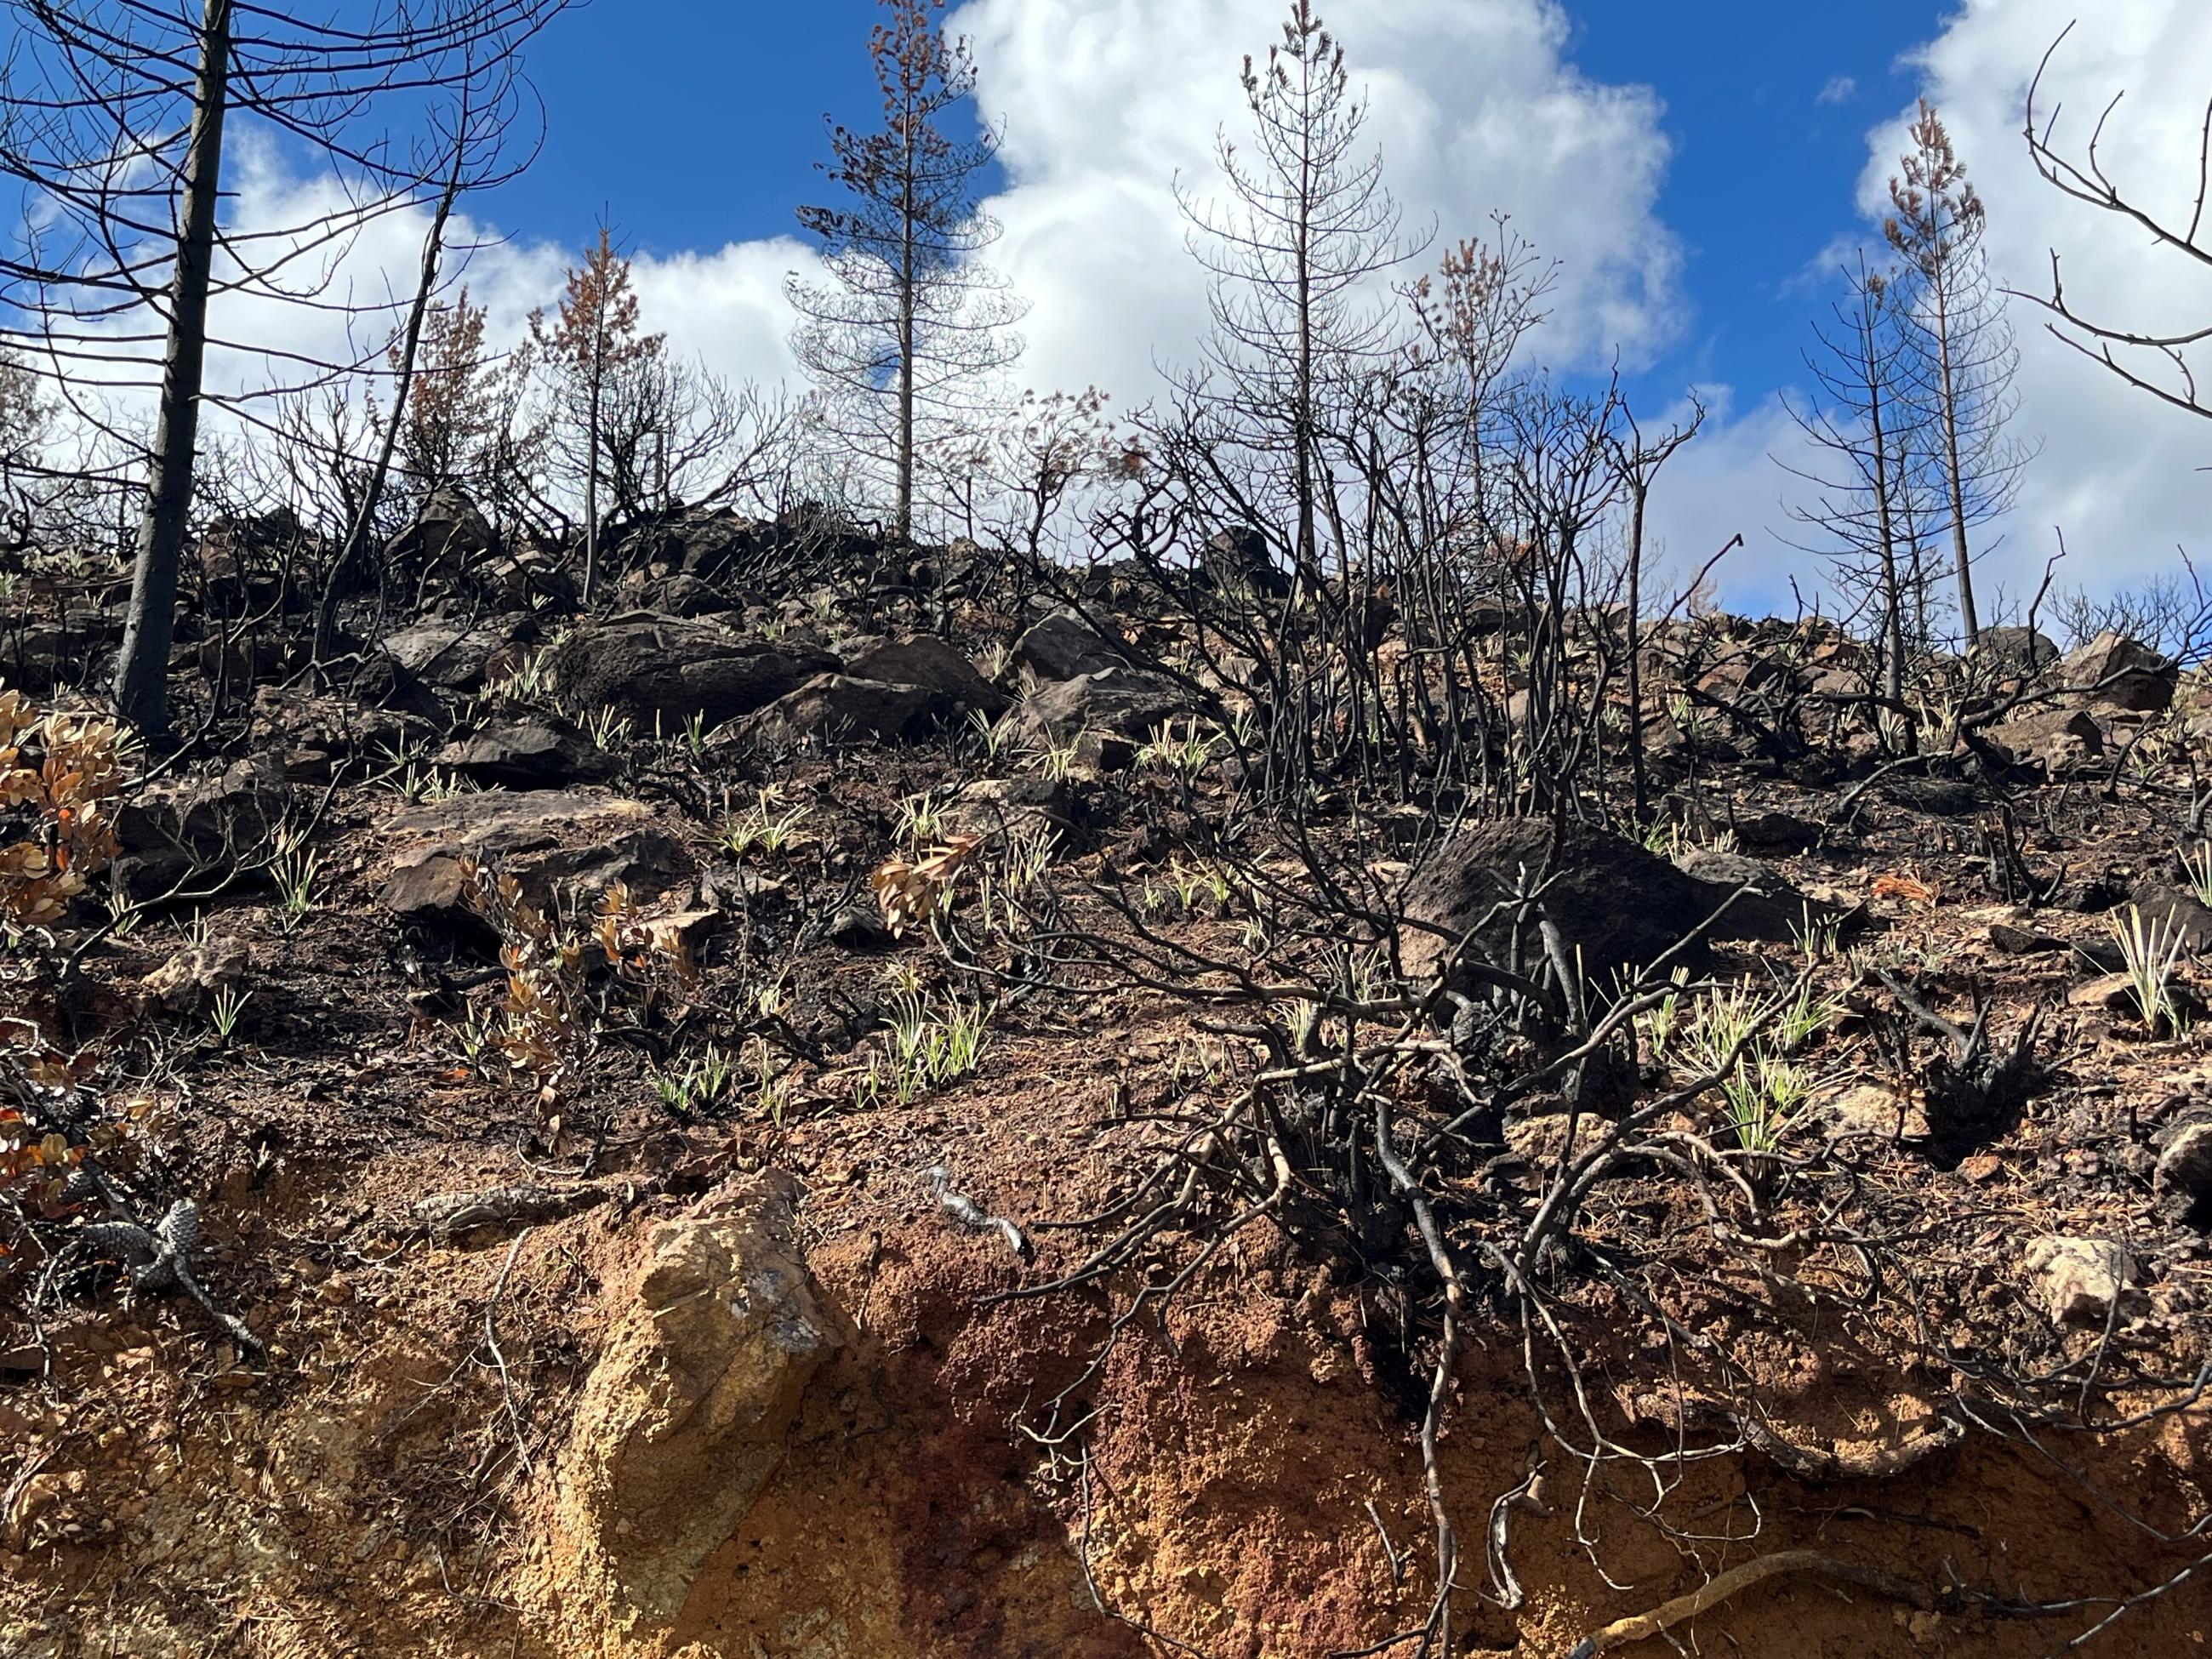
left=0, top=687, right=126, bottom=931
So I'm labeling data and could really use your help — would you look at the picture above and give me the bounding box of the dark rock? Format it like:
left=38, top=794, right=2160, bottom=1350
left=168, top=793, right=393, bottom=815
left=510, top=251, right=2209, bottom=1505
left=435, top=716, right=608, bottom=790
left=827, top=902, right=892, bottom=949
left=1988, top=921, right=2066, bottom=955
left=1677, top=849, right=1830, bottom=943
left=2062, top=631, right=2176, bottom=712
left=378, top=788, right=692, bottom=924
left=1987, top=705, right=2106, bottom=771
left=381, top=615, right=533, bottom=695
left=249, top=687, right=413, bottom=782
left=0, top=613, right=118, bottom=697
left=697, top=863, right=786, bottom=914
left=1020, top=665, right=1190, bottom=748
left=1733, top=810, right=1821, bottom=855
left=841, top=636, right=1006, bottom=711
left=738, top=674, right=953, bottom=747
left=544, top=616, right=835, bottom=728
left=656, top=573, right=740, bottom=617
left=115, top=755, right=294, bottom=898
left=1014, top=607, right=1129, bottom=681
left=2155, top=1120, right=2212, bottom=1226
left=2129, top=881, right=2212, bottom=951
left=473, top=540, right=575, bottom=611
left=1878, top=775, right=1981, bottom=817
left=1975, top=626, right=2061, bottom=675
left=1400, top=820, right=1799, bottom=990
left=1201, top=527, right=1291, bottom=597
left=954, top=775, right=1075, bottom=841
left=385, top=487, right=496, bottom=581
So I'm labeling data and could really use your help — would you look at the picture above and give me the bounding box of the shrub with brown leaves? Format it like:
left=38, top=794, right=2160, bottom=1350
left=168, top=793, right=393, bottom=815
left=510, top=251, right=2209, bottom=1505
left=0, top=687, right=127, bottom=931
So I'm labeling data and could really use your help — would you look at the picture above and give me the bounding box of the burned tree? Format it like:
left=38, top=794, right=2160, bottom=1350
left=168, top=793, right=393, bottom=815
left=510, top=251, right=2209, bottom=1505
left=1174, top=0, right=1428, bottom=592
left=1777, top=252, right=1941, bottom=714
left=0, top=0, right=569, bottom=734
left=1882, top=100, right=2030, bottom=648
left=785, top=0, right=1026, bottom=541
left=527, top=229, right=661, bottom=605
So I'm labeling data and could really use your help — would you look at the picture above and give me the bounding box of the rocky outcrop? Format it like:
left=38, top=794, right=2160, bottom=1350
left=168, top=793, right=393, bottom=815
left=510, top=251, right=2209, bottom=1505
left=1013, top=607, right=1129, bottom=681
left=2061, top=631, right=2176, bottom=712
left=841, top=635, right=1006, bottom=712
left=380, top=614, right=533, bottom=695
left=1400, top=820, right=1810, bottom=988
left=738, top=673, right=954, bottom=747
left=433, top=716, right=608, bottom=790
left=384, top=487, right=497, bottom=582
left=114, top=755, right=294, bottom=898
left=544, top=615, right=835, bottom=728
left=1018, top=665, right=1192, bottom=769
left=377, top=788, right=690, bottom=922
left=539, top=1172, right=836, bottom=1639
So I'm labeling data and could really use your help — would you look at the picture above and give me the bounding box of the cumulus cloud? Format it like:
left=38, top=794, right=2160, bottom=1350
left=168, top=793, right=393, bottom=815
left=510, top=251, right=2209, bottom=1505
left=47, top=0, right=2206, bottom=624
left=1816, top=75, right=1858, bottom=107
left=1681, top=0, right=2212, bottom=620
left=953, top=0, right=1683, bottom=402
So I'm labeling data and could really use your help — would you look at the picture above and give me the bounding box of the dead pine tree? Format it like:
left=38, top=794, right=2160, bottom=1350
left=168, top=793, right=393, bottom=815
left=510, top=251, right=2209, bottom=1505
left=1175, top=0, right=1430, bottom=596
left=785, top=0, right=1027, bottom=544
left=1883, top=100, right=2032, bottom=650
left=2, top=0, right=569, bottom=737
left=528, top=229, right=663, bottom=607
left=1777, top=251, right=1942, bottom=723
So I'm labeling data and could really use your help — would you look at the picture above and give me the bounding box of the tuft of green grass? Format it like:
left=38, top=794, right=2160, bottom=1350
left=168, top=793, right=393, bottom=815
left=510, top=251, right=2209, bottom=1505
left=2112, top=903, right=2189, bottom=1035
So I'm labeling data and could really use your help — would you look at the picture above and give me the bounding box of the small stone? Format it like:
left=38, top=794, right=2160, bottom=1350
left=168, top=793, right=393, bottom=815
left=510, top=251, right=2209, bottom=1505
left=2068, top=973, right=2135, bottom=1012
left=2154, top=1121, right=2212, bottom=1225
left=2024, top=1235, right=2135, bottom=1325
left=140, top=938, right=250, bottom=1016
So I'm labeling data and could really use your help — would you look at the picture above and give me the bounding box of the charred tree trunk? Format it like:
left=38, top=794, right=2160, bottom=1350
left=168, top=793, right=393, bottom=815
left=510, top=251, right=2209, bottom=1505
left=112, top=0, right=232, bottom=737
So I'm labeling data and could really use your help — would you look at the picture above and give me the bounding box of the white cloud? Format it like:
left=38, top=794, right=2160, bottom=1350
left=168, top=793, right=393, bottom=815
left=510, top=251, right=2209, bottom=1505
left=955, top=0, right=1684, bottom=402
left=1817, top=75, right=1857, bottom=107
left=1686, top=0, right=2212, bottom=623
left=53, top=0, right=2206, bottom=626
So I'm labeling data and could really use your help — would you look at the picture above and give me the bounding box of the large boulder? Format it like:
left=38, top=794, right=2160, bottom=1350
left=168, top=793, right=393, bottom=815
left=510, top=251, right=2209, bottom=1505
left=379, top=614, right=534, bottom=695
left=1019, top=664, right=1189, bottom=743
left=1987, top=705, right=2107, bottom=772
left=1400, top=820, right=1804, bottom=988
left=2061, top=631, right=2176, bottom=712
left=114, top=755, right=294, bottom=898
left=248, top=687, right=414, bottom=782
left=738, top=673, right=954, bottom=748
left=1014, top=607, right=1129, bottom=681
left=376, top=787, right=691, bottom=923
left=1018, top=665, right=1193, bottom=770
left=544, top=615, right=834, bottom=729
left=383, top=487, right=496, bottom=579
left=432, top=715, right=609, bottom=790
left=1676, top=849, right=1830, bottom=943
left=539, top=1172, right=835, bottom=1636
left=1975, top=625, right=2061, bottom=676
left=841, top=634, right=1006, bottom=712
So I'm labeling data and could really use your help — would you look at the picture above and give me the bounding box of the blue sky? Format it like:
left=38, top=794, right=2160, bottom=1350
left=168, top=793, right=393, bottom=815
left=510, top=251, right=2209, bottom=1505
left=28, top=0, right=2203, bottom=612
left=493, top=0, right=1955, bottom=460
